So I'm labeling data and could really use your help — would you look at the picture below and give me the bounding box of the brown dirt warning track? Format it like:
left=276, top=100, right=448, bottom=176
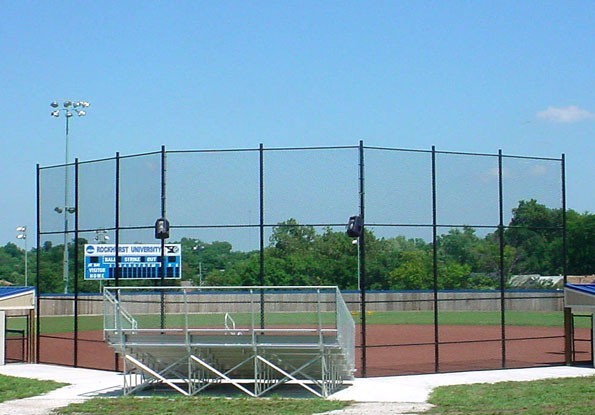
left=34, top=325, right=591, bottom=376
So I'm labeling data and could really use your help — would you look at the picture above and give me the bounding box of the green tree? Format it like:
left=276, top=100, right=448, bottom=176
left=179, top=237, right=249, bottom=286
left=473, top=233, right=517, bottom=280
left=36, top=242, right=65, bottom=293
left=312, top=227, right=358, bottom=289
left=505, top=199, right=563, bottom=275
left=388, top=250, right=433, bottom=290
left=566, top=209, right=595, bottom=275
left=437, top=227, right=481, bottom=270
left=269, top=218, right=316, bottom=255
left=0, top=243, right=23, bottom=284
left=366, top=235, right=430, bottom=290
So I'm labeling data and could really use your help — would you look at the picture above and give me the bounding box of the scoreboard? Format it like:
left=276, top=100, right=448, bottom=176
left=84, top=244, right=182, bottom=280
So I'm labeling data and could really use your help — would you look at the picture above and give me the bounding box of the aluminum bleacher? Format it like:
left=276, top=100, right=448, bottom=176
left=103, top=286, right=355, bottom=397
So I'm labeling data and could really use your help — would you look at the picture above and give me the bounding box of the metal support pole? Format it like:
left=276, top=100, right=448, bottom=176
left=358, top=140, right=367, bottom=377
left=16, top=226, right=28, bottom=286
left=564, top=307, right=573, bottom=365
left=259, top=143, right=265, bottom=329
left=431, top=146, right=439, bottom=373
left=562, top=154, right=571, bottom=364
left=562, top=154, right=567, bottom=284
left=114, top=152, right=121, bottom=371
left=24, top=239, right=28, bottom=286
left=62, top=115, right=70, bottom=294
left=35, top=164, right=41, bottom=364
left=115, top=152, right=121, bottom=287
left=498, top=150, right=507, bottom=368
left=28, top=310, right=35, bottom=363
left=74, top=159, right=80, bottom=367
left=160, top=146, right=167, bottom=330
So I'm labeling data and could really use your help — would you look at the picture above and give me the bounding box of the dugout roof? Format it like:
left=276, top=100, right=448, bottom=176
left=0, top=287, right=35, bottom=311
left=564, top=284, right=595, bottom=312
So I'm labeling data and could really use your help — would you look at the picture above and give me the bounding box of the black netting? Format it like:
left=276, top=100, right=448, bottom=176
left=35, top=143, right=567, bottom=376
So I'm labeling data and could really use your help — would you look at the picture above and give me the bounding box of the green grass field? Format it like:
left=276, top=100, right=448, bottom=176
left=56, top=396, right=348, bottom=415
left=0, top=374, right=66, bottom=403
left=5, top=310, right=591, bottom=335
left=427, top=375, right=595, bottom=414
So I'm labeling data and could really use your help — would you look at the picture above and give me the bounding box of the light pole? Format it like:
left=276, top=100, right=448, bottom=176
left=193, top=244, right=204, bottom=286
left=16, top=226, right=28, bottom=286
left=51, top=100, right=90, bottom=294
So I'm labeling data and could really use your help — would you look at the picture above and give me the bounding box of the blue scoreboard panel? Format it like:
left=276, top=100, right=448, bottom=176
left=84, top=244, right=182, bottom=280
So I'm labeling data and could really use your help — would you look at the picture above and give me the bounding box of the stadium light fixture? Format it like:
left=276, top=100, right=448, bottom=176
left=95, top=229, right=110, bottom=244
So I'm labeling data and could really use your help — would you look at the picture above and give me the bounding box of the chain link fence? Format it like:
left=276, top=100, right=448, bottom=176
left=36, top=141, right=568, bottom=375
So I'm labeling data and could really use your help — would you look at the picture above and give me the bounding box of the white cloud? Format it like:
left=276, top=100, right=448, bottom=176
left=480, top=167, right=512, bottom=182
left=536, top=106, right=595, bottom=123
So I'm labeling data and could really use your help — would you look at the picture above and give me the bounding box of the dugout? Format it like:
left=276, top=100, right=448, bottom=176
left=0, top=287, right=35, bottom=365
left=564, top=284, right=595, bottom=367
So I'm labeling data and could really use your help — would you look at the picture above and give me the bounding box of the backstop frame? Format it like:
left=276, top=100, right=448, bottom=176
left=35, top=141, right=570, bottom=376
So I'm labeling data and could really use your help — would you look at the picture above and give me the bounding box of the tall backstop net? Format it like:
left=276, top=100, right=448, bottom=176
left=36, top=142, right=574, bottom=377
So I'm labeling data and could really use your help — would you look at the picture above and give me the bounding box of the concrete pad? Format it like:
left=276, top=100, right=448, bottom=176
left=320, top=402, right=434, bottom=414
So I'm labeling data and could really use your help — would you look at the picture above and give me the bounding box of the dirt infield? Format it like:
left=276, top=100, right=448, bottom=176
left=359, top=325, right=579, bottom=376
left=34, top=325, right=592, bottom=377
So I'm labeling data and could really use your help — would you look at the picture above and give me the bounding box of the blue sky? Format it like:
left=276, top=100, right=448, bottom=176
left=1, top=1, right=593, bottom=247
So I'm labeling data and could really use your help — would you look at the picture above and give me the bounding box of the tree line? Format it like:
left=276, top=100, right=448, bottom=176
left=1, top=200, right=593, bottom=293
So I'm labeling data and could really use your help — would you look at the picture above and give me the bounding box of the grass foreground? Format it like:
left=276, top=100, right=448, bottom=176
left=55, top=396, right=348, bottom=415
left=427, top=375, right=595, bottom=414
left=0, top=374, right=66, bottom=403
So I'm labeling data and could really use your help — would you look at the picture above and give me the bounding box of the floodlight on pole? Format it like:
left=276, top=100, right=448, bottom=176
left=16, top=226, right=28, bottom=286
left=51, top=99, right=90, bottom=294
left=95, top=229, right=110, bottom=244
